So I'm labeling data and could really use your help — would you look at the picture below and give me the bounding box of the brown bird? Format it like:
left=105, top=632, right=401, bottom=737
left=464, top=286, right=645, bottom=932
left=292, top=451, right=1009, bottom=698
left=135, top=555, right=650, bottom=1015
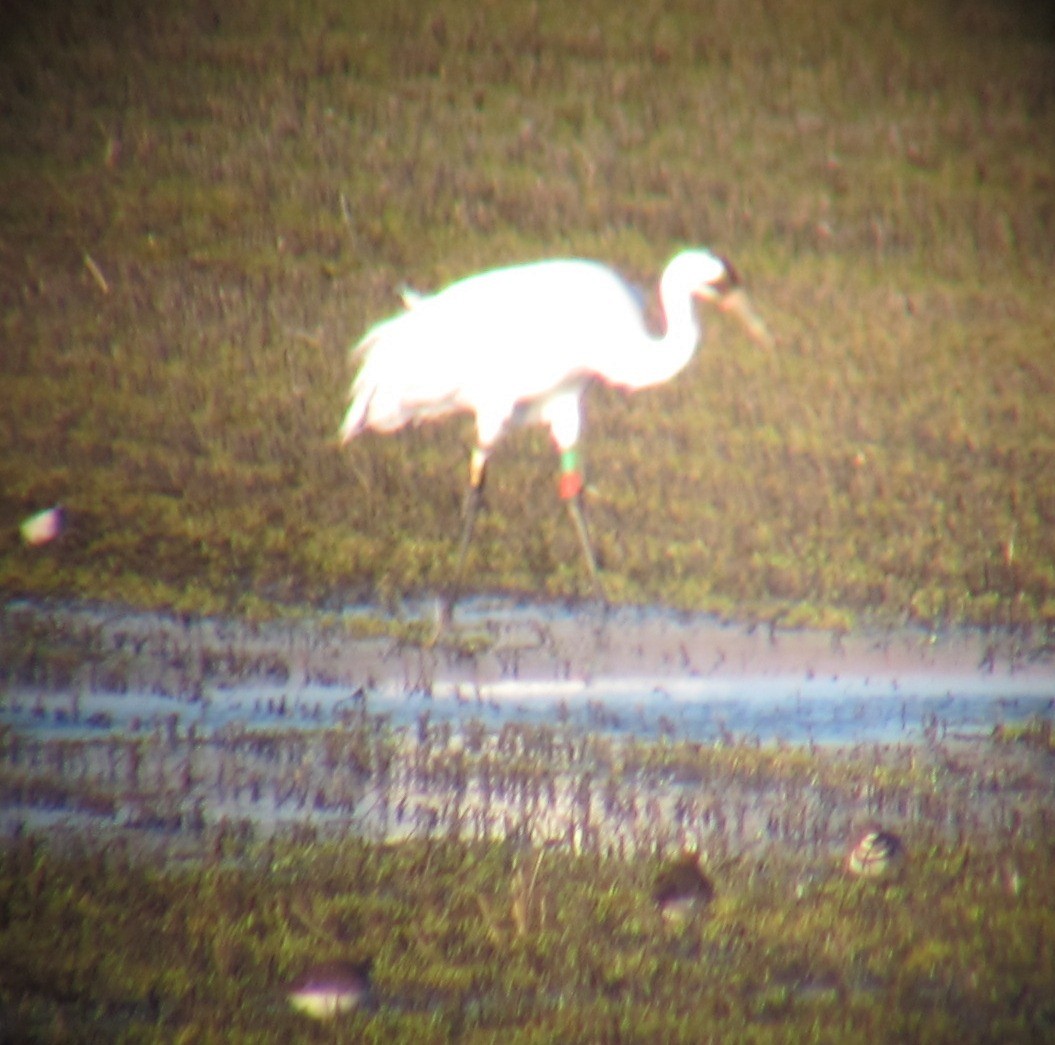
left=653, top=851, right=715, bottom=925
left=846, top=828, right=905, bottom=879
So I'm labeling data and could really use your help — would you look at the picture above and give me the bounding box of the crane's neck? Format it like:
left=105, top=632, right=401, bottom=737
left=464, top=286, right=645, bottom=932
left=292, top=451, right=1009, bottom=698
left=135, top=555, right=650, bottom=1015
left=611, top=283, right=702, bottom=392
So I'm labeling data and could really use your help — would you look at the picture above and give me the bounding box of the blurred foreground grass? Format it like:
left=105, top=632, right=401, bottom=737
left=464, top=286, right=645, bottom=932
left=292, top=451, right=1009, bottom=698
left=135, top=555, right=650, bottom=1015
left=1, top=0, right=1053, bottom=628
left=6, top=729, right=1055, bottom=1041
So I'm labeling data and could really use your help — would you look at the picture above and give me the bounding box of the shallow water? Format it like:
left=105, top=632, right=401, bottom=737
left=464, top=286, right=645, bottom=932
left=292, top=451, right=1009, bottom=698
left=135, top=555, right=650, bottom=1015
left=5, top=673, right=1053, bottom=746
left=2, top=597, right=1053, bottom=852
left=2, top=596, right=1053, bottom=746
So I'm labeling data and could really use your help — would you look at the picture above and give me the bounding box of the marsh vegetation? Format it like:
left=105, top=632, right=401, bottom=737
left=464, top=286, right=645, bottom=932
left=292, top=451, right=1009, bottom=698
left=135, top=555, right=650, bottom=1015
left=1, top=601, right=1054, bottom=1040
left=3, top=737, right=1055, bottom=1041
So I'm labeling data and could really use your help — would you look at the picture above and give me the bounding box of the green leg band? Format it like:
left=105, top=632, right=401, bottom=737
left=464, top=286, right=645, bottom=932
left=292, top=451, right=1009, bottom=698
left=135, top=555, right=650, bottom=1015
left=559, top=448, right=584, bottom=500
left=560, top=448, right=581, bottom=474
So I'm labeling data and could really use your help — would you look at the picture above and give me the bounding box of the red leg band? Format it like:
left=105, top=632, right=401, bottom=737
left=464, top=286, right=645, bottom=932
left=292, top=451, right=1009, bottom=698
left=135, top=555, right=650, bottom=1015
left=559, top=469, right=584, bottom=500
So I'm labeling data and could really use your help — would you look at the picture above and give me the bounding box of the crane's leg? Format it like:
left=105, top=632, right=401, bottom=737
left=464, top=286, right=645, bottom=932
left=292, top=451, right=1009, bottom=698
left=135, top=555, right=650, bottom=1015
left=559, top=449, right=605, bottom=603
left=437, top=448, right=488, bottom=629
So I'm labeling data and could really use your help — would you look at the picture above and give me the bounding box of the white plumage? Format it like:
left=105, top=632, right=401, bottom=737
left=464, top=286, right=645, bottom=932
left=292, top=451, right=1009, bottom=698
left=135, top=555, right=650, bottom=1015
left=340, top=249, right=771, bottom=606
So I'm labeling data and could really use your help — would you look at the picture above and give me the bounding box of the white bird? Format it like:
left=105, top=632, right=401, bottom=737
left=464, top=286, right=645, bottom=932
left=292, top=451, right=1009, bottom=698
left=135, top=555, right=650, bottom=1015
left=340, top=249, right=772, bottom=609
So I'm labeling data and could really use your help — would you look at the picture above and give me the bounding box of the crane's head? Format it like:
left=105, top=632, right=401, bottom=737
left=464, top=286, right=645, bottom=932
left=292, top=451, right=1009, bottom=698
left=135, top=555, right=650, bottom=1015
left=668, top=249, right=774, bottom=348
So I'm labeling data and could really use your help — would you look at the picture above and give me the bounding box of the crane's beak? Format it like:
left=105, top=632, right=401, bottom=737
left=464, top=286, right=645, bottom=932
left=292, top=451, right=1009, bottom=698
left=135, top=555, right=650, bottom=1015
left=718, top=287, right=774, bottom=349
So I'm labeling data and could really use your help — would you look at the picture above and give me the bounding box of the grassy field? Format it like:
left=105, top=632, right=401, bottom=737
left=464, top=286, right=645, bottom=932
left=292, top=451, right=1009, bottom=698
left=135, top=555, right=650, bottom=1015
left=3, top=729, right=1055, bottom=1042
left=2, top=0, right=1054, bottom=629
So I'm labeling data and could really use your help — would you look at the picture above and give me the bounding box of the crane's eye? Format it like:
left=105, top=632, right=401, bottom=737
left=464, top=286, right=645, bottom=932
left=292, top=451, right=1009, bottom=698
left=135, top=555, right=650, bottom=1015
left=709, top=256, right=741, bottom=296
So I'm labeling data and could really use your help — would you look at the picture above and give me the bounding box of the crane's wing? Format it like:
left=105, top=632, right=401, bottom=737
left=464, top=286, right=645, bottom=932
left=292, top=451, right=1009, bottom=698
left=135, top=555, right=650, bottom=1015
left=341, top=259, right=655, bottom=444
left=341, top=304, right=470, bottom=441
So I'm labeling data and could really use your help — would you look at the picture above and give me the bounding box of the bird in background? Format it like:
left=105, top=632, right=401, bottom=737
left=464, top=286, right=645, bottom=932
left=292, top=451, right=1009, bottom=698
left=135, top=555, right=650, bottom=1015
left=287, top=959, right=373, bottom=1019
left=653, top=850, right=716, bottom=926
left=340, top=249, right=772, bottom=614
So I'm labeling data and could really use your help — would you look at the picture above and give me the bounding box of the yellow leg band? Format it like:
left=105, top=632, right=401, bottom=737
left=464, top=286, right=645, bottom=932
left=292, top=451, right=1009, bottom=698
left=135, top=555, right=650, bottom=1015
left=469, top=448, right=487, bottom=489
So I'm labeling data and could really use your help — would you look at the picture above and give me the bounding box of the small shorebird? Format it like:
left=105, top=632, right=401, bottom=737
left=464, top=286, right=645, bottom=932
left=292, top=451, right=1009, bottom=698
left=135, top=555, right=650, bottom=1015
left=846, top=828, right=906, bottom=879
left=653, top=851, right=715, bottom=925
left=286, top=959, right=372, bottom=1019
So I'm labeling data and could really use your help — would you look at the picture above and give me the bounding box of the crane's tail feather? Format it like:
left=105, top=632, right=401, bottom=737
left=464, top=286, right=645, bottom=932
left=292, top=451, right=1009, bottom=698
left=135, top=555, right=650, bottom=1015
left=349, top=328, right=381, bottom=368
left=339, top=398, right=368, bottom=444
left=341, top=314, right=399, bottom=442
left=340, top=340, right=380, bottom=444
